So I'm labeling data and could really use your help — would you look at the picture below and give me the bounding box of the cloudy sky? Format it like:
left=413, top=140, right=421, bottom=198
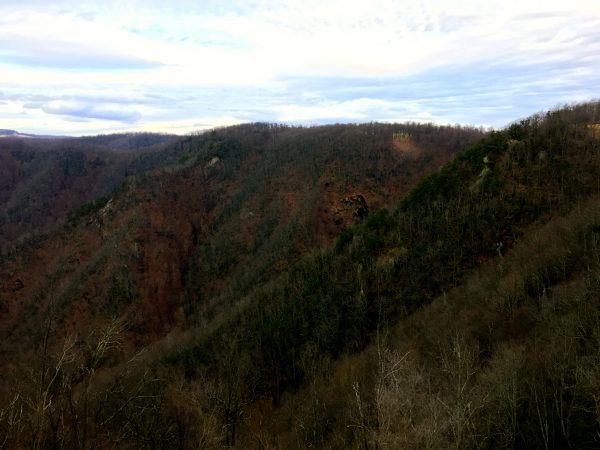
left=0, top=0, right=598, bottom=136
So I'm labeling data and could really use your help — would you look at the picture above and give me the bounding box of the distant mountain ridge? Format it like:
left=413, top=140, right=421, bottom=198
left=0, top=129, right=38, bottom=139
left=0, top=129, right=178, bottom=145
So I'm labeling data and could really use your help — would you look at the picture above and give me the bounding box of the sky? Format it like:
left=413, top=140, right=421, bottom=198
left=0, top=0, right=598, bottom=136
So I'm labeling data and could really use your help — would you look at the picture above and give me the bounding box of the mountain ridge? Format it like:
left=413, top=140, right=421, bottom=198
left=2, top=105, right=600, bottom=448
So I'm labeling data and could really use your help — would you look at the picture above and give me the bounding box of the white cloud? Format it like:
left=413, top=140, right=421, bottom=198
left=0, top=0, right=598, bottom=134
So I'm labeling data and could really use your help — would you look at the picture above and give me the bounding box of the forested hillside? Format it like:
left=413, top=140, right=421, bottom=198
left=0, top=133, right=177, bottom=250
left=2, top=102, right=600, bottom=449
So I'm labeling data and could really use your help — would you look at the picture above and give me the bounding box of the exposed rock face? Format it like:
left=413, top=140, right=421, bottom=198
left=12, top=278, right=23, bottom=292
left=333, top=194, right=368, bottom=226
left=206, top=156, right=221, bottom=168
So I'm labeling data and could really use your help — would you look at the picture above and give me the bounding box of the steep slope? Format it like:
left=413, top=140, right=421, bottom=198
left=202, top=102, right=600, bottom=449
left=248, top=194, right=600, bottom=450
left=0, top=122, right=481, bottom=347
left=0, top=123, right=481, bottom=450
left=5, top=102, right=599, bottom=449
left=119, top=102, right=600, bottom=449
left=366, top=195, right=600, bottom=449
left=0, top=133, right=177, bottom=250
